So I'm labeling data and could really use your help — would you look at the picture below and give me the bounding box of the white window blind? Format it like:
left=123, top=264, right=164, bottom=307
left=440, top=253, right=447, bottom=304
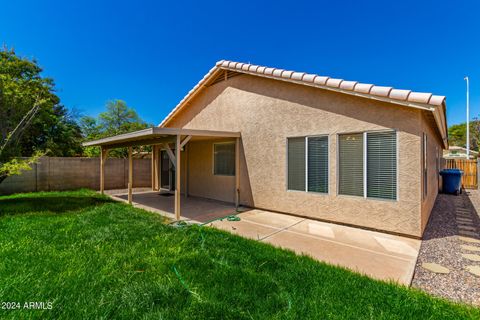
left=308, top=136, right=329, bottom=193
left=287, top=137, right=306, bottom=191
left=214, top=142, right=235, bottom=176
left=367, top=131, right=397, bottom=200
left=338, top=133, right=364, bottom=196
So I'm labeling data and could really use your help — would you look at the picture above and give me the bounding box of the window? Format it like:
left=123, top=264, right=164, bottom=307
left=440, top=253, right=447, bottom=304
left=287, top=137, right=306, bottom=191
left=367, top=131, right=397, bottom=200
left=214, top=142, right=235, bottom=176
left=287, top=136, right=328, bottom=193
left=338, top=131, right=397, bottom=200
left=423, top=133, right=427, bottom=198
left=338, top=133, right=364, bottom=197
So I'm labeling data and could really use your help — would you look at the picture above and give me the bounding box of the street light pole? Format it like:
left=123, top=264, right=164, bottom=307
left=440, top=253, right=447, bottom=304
left=465, top=76, right=470, bottom=158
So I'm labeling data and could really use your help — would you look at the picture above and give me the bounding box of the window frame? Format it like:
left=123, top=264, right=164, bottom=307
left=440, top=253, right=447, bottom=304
left=212, top=141, right=236, bottom=177
left=422, top=133, right=428, bottom=199
left=286, top=135, right=329, bottom=194
left=337, top=129, right=398, bottom=201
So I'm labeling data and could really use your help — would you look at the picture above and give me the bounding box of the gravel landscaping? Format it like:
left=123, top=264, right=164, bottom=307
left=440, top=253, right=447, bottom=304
left=412, top=190, right=480, bottom=306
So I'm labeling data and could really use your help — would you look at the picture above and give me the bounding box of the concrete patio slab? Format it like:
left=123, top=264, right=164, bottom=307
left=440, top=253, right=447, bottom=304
left=107, top=190, right=238, bottom=223
left=207, top=210, right=420, bottom=285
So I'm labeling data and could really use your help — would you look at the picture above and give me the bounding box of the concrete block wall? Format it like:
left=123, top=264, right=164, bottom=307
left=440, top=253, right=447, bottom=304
left=0, top=157, right=151, bottom=195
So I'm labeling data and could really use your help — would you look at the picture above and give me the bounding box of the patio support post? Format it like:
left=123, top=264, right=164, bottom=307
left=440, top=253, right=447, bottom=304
left=175, top=135, right=181, bottom=220
left=184, top=143, right=188, bottom=198
left=154, top=145, right=159, bottom=190
left=100, top=147, right=109, bottom=194
left=151, top=145, right=156, bottom=191
left=128, top=146, right=133, bottom=204
left=235, top=137, right=240, bottom=210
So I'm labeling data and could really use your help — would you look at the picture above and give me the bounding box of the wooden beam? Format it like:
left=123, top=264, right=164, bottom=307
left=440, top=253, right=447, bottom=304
left=235, top=137, right=240, bottom=209
left=128, top=147, right=133, bottom=204
left=162, top=143, right=176, bottom=168
left=174, top=135, right=181, bottom=220
left=180, top=135, right=192, bottom=149
left=100, top=136, right=176, bottom=150
left=100, top=147, right=109, bottom=194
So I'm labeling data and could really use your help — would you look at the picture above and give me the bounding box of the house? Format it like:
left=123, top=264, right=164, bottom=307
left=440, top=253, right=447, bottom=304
left=443, top=146, right=478, bottom=159
left=84, top=60, right=447, bottom=238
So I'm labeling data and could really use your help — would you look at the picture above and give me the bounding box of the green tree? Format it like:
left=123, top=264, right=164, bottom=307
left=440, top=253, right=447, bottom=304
left=448, top=123, right=466, bottom=147
left=448, top=120, right=480, bottom=151
left=81, top=100, right=151, bottom=157
left=0, top=47, right=83, bottom=183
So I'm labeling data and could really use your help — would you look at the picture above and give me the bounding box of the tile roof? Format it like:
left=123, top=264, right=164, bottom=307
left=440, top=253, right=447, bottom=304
left=215, top=60, right=445, bottom=106
left=159, top=60, right=447, bottom=130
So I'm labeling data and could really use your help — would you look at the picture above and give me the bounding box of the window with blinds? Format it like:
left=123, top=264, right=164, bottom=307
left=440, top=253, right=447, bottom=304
left=214, top=142, right=235, bottom=176
left=338, top=131, right=397, bottom=200
left=287, top=136, right=328, bottom=193
left=367, top=131, right=397, bottom=200
left=287, top=137, right=306, bottom=191
left=338, top=133, right=364, bottom=196
left=308, top=136, right=328, bottom=193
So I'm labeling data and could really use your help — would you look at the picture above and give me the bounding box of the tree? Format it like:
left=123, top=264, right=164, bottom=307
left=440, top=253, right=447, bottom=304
left=448, top=120, right=480, bottom=151
left=0, top=47, right=83, bottom=159
left=81, top=100, right=151, bottom=157
left=0, top=47, right=83, bottom=184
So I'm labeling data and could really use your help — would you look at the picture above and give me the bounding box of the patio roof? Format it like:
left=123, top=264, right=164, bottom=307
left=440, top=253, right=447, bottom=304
left=82, top=127, right=241, bottom=148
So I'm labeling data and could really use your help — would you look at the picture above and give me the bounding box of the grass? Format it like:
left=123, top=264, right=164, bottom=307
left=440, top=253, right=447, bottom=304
left=0, top=190, right=478, bottom=319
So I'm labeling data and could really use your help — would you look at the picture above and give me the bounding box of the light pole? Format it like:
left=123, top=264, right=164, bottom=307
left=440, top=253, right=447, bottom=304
left=465, top=76, right=470, bottom=158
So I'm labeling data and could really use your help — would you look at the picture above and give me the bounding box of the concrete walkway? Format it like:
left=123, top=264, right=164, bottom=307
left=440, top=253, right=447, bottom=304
left=208, top=210, right=420, bottom=286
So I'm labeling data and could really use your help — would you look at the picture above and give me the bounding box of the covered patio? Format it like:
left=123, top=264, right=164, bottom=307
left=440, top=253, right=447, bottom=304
left=83, top=127, right=242, bottom=221
left=106, top=189, right=239, bottom=223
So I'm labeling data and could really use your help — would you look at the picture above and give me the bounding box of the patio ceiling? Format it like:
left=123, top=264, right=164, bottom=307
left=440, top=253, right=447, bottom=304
left=82, top=127, right=241, bottom=149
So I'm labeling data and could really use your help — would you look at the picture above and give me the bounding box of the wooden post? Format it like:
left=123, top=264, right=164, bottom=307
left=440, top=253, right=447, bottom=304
left=154, top=145, right=159, bottom=191
left=128, top=147, right=133, bottom=204
left=184, top=143, right=188, bottom=198
left=100, top=147, right=108, bottom=194
left=151, top=145, right=155, bottom=191
left=174, top=135, right=181, bottom=220
left=235, top=137, right=240, bottom=210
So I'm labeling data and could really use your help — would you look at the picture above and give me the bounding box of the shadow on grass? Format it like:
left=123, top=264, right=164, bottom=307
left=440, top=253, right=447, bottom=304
left=0, top=196, right=114, bottom=216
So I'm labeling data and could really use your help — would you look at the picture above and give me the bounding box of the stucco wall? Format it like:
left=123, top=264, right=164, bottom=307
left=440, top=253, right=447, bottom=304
left=420, top=112, right=444, bottom=233
left=165, top=74, right=440, bottom=237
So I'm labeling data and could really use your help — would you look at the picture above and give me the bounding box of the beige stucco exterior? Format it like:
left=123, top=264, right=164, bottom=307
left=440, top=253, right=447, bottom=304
left=164, top=74, right=443, bottom=238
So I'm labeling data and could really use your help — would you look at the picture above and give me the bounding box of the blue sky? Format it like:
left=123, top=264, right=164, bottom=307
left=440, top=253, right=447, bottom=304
left=1, top=0, right=479, bottom=126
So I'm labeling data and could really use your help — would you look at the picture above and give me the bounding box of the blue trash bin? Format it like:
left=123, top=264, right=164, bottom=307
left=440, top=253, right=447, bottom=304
left=440, top=169, right=463, bottom=195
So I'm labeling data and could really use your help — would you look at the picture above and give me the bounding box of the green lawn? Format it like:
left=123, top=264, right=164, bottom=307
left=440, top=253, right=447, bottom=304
left=0, top=190, right=478, bottom=319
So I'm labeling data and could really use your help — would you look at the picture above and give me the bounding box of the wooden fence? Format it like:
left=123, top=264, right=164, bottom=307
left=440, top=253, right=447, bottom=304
left=444, top=159, right=478, bottom=189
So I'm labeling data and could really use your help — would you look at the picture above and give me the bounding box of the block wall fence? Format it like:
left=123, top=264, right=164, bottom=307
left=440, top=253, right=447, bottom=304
left=0, top=157, right=151, bottom=195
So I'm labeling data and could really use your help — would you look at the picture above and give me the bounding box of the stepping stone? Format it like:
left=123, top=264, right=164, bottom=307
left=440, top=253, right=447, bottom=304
left=458, top=226, right=477, bottom=231
left=462, top=254, right=480, bottom=262
left=461, top=245, right=480, bottom=252
left=456, top=213, right=471, bottom=216
left=459, top=230, right=479, bottom=237
left=466, top=265, right=480, bottom=276
left=457, top=223, right=474, bottom=227
left=422, top=262, right=450, bottom=274
left=459, top=236, right=480, bottom=244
